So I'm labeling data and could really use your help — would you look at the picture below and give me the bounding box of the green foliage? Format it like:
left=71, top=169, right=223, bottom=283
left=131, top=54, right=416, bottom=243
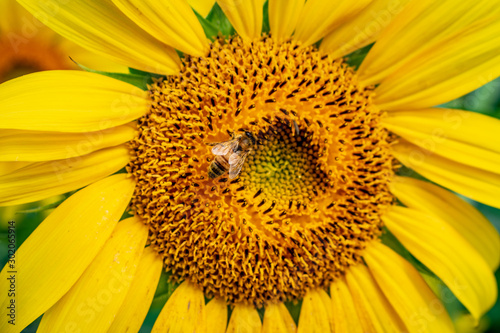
left=443, top=78, right=500, bottom=119
left=344, top=43, right=374, bottom=70
left=206, top=3, right=235, bottom=38
left=137, top=271, right=176, bottom=331
left=285, top=299, right=303, bottom=325
left=72, top=58, right=163, bottom=90
left=195, top=3, right=235, bottom=40
left=150, top=270, right=176, bottom=309
left=262, top=1, right=270, bottom=34
left=194, top=11, right=220, bottom=41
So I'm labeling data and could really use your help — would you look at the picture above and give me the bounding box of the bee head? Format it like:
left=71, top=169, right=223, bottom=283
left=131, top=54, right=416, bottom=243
left=244, top=131, right=256, bottom=145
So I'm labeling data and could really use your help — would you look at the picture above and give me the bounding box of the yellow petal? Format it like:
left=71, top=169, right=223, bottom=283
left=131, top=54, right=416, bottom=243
left=206, top=297, right=228, bottom=333
left=317, top=289, right=334, bottom=331
left=297, top=289, right=331, bottom=333
left=320, top=0, right=410, bottom=59
left=152, top=281, right=207, bottom=333
left=17, top=0, right=180, bottom=74
left=383, top=206, right=497, bottom=320
left=329, top=277, right=364, bottom=333
left=278, top=303, right=298, bottom=333
left=108, top=246, right=163, bottom=333
left=363, top=242, right=455, bottom=333
left=0, top=145, right=130, bottom=206
left=293, top=0, right=372, bottom=47
left=263, top=302, right=297, bottom=333
left=374, top=17, right=500, bottom=109
left=390, top=176, right=500, bottom=270
left=268, top=0, right=304, bottom=42
left=0, top=174, right=135, bottom=333
left=392, top=139, right=500, bottom=209
left=0, top=161, right=30, bottom=176
left=188, top=0, right=216, bottom=17
left=111, top=0, right=208, bottom=56
left=57, top=38, right=128, bottom=73
left=0, top=70, right=149, bottom=132
left=383, top=108, right=500, bottom=173
left=217, top=0, right=265, bottom=39
left=0, top=0, right=22, bottom=32
left=0, top=123, right=136, bottom=162
left=455, top=313, right=490, bottom=333
left=37, top=217, right=148, bottom=332
left=358, top=0, right=500, bottom=86
left=345, top=264, right=407, bottom=333
left=226, top=303, right=262, bottom=333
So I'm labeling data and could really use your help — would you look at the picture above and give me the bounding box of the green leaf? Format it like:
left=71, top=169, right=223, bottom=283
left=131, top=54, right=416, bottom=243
left=150, top=270, right=176, bottom=309
left=285, top=299, right=302, bottom=325
left=442, top=77, right=500, bottom=118
left=206, top=3, right=235, bottom=38
left=14, top=199, right=65, bottom=214
left=395, top=165, right=428, bottom=181
left=262, top=1, right=270, bottom=34
left=344, top=43, right=373, bottom=70
left=125, top=68, right=164, bottom=89
left=194, top=10, right=221, bottom=41
left=128, top=67, right=165, bottom=79
left=71, top=58, right=162, bottom=90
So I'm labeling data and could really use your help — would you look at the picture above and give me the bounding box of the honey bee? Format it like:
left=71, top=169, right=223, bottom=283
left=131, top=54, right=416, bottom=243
left=208, top=131, right=256, bottom=179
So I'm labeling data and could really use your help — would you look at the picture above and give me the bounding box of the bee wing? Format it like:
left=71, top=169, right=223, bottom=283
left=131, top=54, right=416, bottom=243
left=293, top=120, right=300, bottom=136
left=228, top=151, right=249, bottom=179
left=211, top=140, right=237, bottom=156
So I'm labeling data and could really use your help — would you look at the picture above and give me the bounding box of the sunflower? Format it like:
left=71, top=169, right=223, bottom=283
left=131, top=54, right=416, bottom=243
left=1, top=0, right=500, bottom=332
left=0, top=0, right=125, bottom=82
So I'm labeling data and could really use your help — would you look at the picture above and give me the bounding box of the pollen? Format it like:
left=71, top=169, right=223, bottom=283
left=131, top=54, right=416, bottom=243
left=127, top=36, right=394, bottom=306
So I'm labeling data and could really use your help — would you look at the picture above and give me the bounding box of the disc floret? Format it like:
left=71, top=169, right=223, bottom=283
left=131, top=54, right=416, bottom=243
left=127, top=36, right=394, bottom=306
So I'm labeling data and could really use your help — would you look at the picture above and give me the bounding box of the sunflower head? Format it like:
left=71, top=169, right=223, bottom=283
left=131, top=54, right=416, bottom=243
left=127, top=35, right=395, bottom=306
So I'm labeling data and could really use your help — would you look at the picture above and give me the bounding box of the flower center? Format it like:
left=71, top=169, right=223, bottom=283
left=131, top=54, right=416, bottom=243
left=128, top=36, right=394, bottom=306
left=0, top=36, right=69, bottom=82
left=241, top=120, right=331, bottom=212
